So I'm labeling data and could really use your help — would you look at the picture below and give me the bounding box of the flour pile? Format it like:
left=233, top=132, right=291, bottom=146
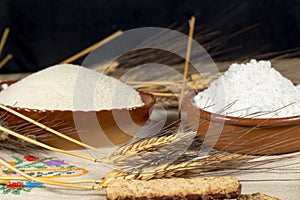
left=193, top=59, right=300, bottom=118
left=0, top=64, right=144, bottom=111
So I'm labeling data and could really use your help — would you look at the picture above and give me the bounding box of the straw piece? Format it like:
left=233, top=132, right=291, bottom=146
left=147, top=92, right=178, bottom=97
left=103, top=61, right=119, bottom=74
left=0, top=125, right=97, bottom=162
left=178, top=16, right=196, bottom=114
left=0, top=54, right=12, bottom=69
left=60, top=30, right=123, bottom=64
left=0, top=28, right=9, bottom=56
left=0, top=157, right=100, bottom=190
left=128, top=80, right=183, bottom=85
left=0, top=104, right=107, bottom=155
left=0, top=176, right=100, bottom=184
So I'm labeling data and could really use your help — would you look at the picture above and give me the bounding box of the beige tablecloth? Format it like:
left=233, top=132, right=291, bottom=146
left=0, top=149, right=108, bottom=200
left=0, top=148, right=300, bottom=200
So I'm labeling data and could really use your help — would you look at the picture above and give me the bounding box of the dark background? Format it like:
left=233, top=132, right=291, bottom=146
left=0, top=0, right=300, bottom=73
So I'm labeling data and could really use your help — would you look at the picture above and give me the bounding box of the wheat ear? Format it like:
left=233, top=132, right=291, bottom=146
left=100, top=128, right=196, bottom=166
left=101, top=153, right=249, bottom=186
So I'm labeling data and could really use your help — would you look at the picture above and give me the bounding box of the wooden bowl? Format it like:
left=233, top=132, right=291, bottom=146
left=183, top=91, right=300, bottom=155
left=0, top=80, right=155, bottom=150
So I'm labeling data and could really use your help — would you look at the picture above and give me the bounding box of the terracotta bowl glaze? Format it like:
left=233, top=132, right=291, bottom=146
left=0, top=80, right=155, bottom=150
left=183, top=91, right=300, bottom=155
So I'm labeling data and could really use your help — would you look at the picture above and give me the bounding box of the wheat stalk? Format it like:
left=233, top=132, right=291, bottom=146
left=178, top=16, right=195, bottom=114
left=101, top=153, right=250, bottom=186
left=102, top=151, right=299, bottom=187
left=101, top=133, right=195, bottom=166
left=0, top=28, right=9, bottom=56
left=60, top=30, right=122, bottom=64
left=0, top=54, right=13, bottom=69
left=100, top=123, right=196, bottom=166
left=101, top=102, right=245, bottom=167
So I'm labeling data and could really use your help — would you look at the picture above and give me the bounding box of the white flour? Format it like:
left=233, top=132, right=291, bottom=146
left=0, top=64, right=143, bottom=111
left=297, top=84, right=300, bottom=92
left=193, top=59, right=300, bottom=118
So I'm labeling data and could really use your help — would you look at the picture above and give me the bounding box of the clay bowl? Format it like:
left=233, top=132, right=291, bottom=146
left=183, top=91, right=300, bottom=155
left=0, top=80, right=155, bottom=150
